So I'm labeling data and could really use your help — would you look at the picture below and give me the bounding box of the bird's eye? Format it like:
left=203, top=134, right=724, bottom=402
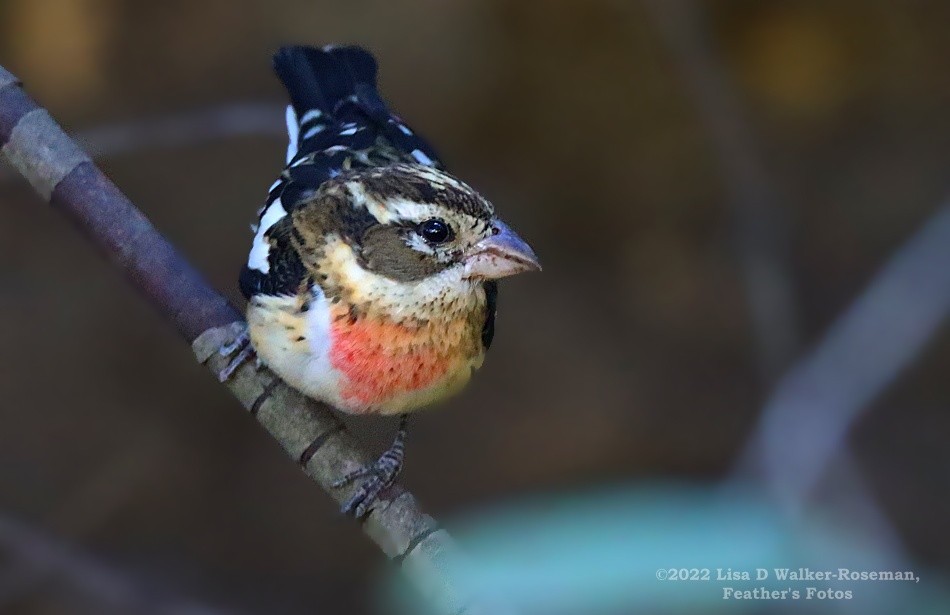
left=418, top=218, right=453, bottom=244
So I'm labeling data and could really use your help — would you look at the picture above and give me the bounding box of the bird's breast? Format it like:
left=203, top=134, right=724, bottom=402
left=328, top=305, right=483, bottom=413
left=246, top=290, right=485, bottom=416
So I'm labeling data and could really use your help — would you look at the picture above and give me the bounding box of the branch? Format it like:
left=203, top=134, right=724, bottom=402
left=0, top=102, right=286, bottom=183
left=641, top=0, right=802, bottom=380
left=0, top=65, right=513, bottom=615
left=739, top=200, right=950, bottom=516
left=641, top=0, right=915, bottom=567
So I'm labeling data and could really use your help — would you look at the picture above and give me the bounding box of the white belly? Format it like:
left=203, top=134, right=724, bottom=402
left=246, top=288, right=350, bottom=410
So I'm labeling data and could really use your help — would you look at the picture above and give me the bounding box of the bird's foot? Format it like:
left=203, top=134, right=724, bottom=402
left=217, top=327, right=256, bottom=382
left=333, top=415, right=408, bottom=518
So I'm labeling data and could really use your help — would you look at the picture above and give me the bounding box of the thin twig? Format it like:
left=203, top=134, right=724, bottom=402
left=641, top=0, right=917, bottom=568
left=0, top=102, right=285, bottom=183
left=739, top=201, right=950, bottom=516
left=0, top=65, right=514, bottom=615
left=641, top=0, right=801, bottom=380
left=73, top=102, right=286, bottom=157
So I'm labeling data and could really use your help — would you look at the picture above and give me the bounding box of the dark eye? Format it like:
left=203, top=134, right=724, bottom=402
left=418, top=218, right=453, bottom=244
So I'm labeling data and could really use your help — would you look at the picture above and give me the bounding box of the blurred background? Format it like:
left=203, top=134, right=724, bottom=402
left=1, top=1, right=949, bottom=613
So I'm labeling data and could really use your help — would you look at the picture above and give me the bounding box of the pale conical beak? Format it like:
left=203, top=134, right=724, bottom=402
left=464, top=219, right=541, bottom=280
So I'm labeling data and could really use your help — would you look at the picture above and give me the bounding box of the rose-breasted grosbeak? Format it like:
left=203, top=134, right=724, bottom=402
left=224, top=45, right=539, bottom=516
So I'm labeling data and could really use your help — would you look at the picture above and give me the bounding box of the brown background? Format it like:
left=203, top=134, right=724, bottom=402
left=1, top=1, right=949, bottom=613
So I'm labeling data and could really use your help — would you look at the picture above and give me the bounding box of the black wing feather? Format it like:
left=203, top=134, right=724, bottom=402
left=239, top=217, right=306, bottom=299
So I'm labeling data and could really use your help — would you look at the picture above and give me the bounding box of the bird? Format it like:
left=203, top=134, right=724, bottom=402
left=221, top=45, right=540, bottom=517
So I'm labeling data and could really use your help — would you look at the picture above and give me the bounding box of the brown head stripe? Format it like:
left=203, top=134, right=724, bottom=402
left=359, top=165, right=493, bottom=220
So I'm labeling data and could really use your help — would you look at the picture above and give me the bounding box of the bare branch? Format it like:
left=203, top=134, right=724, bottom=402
left=73, top=103, right=286, bottom=156
left=0, top=65, right=515, bottom=615
left=740, top=201, right=950, bottom=516
left=0, top=102, right=285, bottom=182
left=641, top=1, right=917, bottom=567
left=641, top=0, right=801, bottom=380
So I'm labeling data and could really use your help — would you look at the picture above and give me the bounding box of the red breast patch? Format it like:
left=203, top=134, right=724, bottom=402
left=328, top=310, right=458, bottom=407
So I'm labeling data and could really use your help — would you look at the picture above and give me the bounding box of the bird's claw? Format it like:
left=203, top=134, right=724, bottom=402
left=217, top=328, right=256, bottom=381
left=334, top=442, right=404, bottom=518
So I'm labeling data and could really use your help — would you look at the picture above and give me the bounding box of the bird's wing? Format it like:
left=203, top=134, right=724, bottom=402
left=239, top=214, right=306, bottom=300
left=241, top=45, right=442, bottom=299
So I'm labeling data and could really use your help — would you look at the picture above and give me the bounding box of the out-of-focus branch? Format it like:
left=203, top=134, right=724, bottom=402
left=640, top=0, right=915, bottom=567
left=0, top=66, right=513, bottom=615
left=641, top=0, right=801, bottom=381
left=72, top=102, right=286, bottom=156
left=0, top=513, right=241, bottom=615
left=0, top=102, right=285, bottom=183
left=740, top=201, right=950, bottom=516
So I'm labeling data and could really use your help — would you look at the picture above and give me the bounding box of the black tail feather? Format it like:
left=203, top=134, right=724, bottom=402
left=273, top=45, right=379, bottom=119
left=272, top=44, right=443, bottom=169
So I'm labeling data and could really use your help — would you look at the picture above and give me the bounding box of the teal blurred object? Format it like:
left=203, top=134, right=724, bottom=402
left=381, top=483, right=949, bottom=615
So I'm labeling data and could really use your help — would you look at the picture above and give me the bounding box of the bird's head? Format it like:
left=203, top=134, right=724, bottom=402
left=299, top=164, right=539, bottom=303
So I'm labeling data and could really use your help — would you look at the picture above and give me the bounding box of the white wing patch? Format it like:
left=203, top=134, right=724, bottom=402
left=410, top=149, right=434, bottom=166
left=247, top=198, right=288, bottom=273
left=302, top=124, right=326, bottom=140
left=299, top=109, right=323, bottom=126
left=284, top=106, right=299, bottom=164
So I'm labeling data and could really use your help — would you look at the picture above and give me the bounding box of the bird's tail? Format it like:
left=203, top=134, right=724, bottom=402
left=273, top=45, right=385, bottom=164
